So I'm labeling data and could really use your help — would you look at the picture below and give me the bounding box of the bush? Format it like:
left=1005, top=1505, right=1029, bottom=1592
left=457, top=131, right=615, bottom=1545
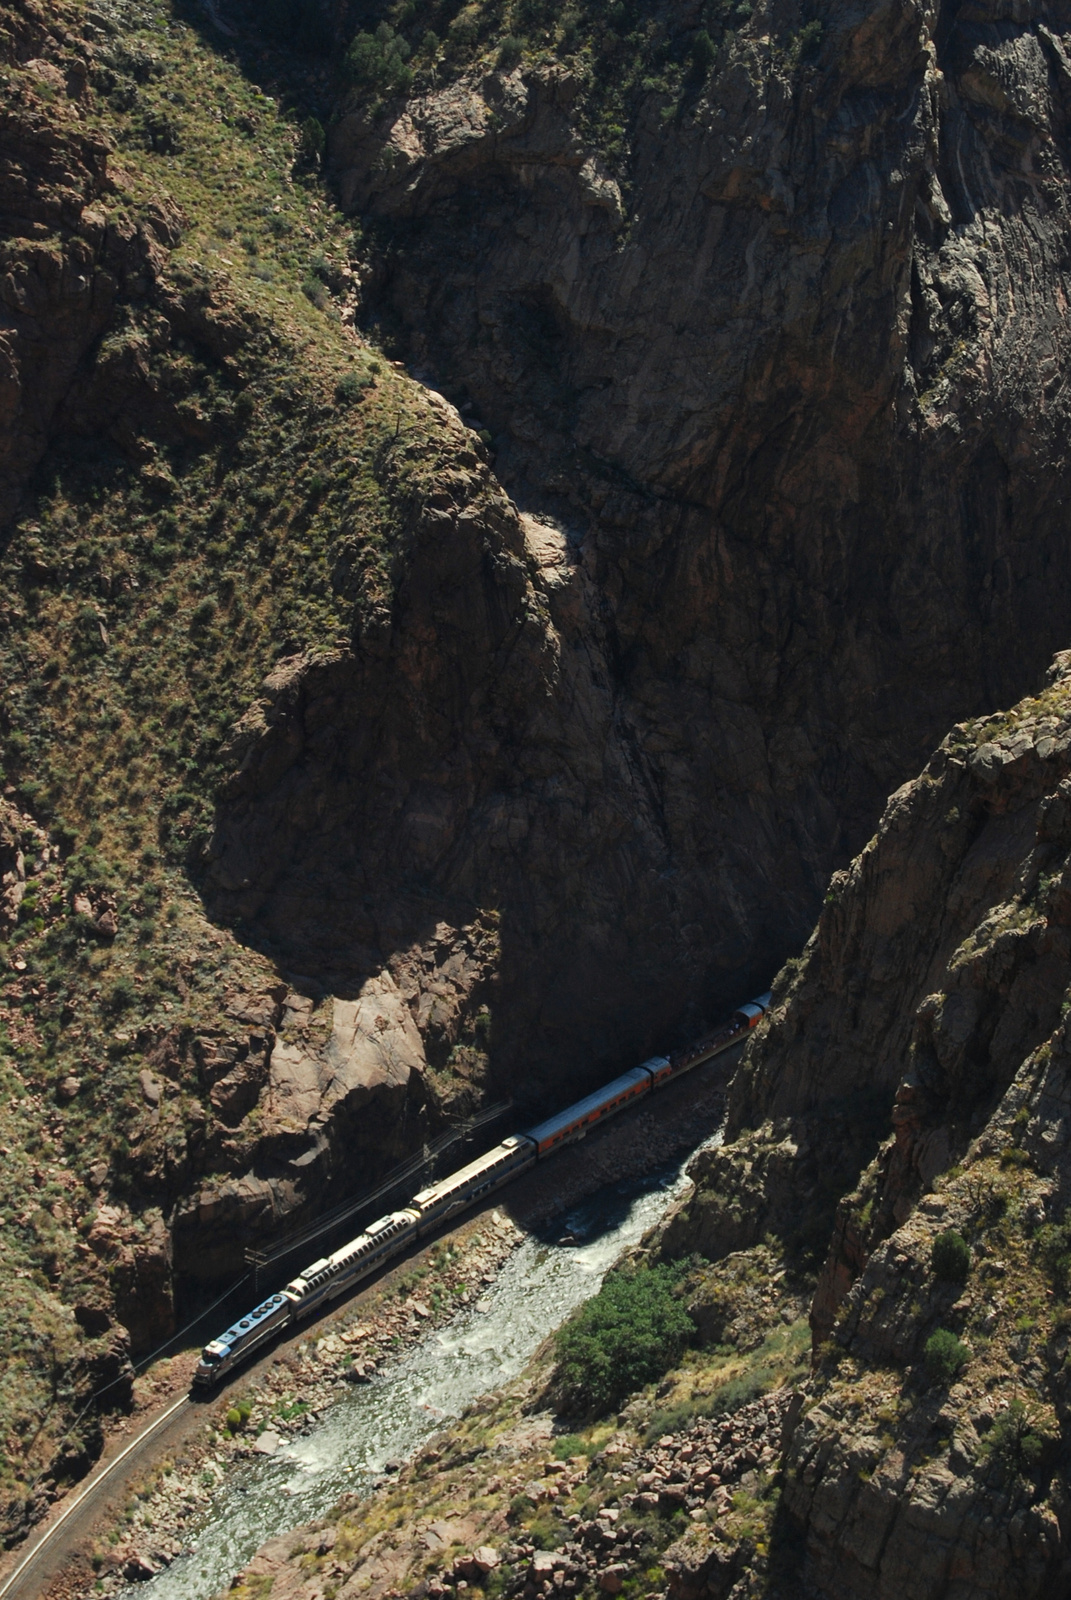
left=931, top=1229, right=970, bottom=1284
left=1035, top=1217, right=1071, bottom=1295
left=106, top=976, right=137, bottom=1014
left=346, top=23, right=413, bottom=98
left=335, top=372, right=370, bottom=405
left=553, top=1263, right=694, bottom=1415
left=298, top=116, right=325, bottom=163
left=924, top=1327, right=970, bottom=1386
left=446, top=15, right=479, bottom=56
left=302, top=277, right=328, bottom=311
left=225, top=1407, right=243, bottom=1432
left=497, top=35, right=524, bottom=71
left=690, top=29, right=716, bottom=74
left=795, top=19, right=823, bottom=62
left=982, top=1398, right=1054, bottom=1479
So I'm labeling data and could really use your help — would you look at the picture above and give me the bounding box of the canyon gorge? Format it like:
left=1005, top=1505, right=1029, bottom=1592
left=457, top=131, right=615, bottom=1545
left=2, top=0, right=1071, bottom=1594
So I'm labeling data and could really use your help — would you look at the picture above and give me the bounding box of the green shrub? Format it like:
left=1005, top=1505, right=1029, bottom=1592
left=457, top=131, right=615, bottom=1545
left=553, top=1263, right=694, bottom=1415
left=690, top=30, right=716, bottom=74
left=552, top=1432, right=590, bottom=1460
left=446, top=14, right=479, bottom=56
left=225, top=1406, right=243, bottom=1431
left=346, top=24, right=413, bottom=98
left=106, top=976, right=137, bottom=1014
left=924, top=1328, right=970, bottom=1386
left=795, top=19, right=823, bottom=62
left=302, top=277, right=328, bottom=310
left=1035, top=1217, right=1071, bottom=1296
left=931, top=1229, right=970, bottom=1284
left=497, top=35, right=524, bottom=71
left=982, top=1398, right=1054, bottom=1479
left=335, top=372, right=369, bottom=405
left=298, top=116, right=325, bottom=163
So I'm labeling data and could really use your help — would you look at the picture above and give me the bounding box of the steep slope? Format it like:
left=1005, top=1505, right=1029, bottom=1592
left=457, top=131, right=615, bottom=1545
left=201, top=0, right=1071, bottom=1101
left=656, top=650, right=1071, bottom=1598
left=7, top=0, right=1071, bottom=1569
left=321, top=0, right=1071, bottom=898
left=0, top=0, right=551, bottom=1537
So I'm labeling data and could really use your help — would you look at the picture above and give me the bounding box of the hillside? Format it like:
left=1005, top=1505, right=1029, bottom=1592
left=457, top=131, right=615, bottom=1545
left=4, top=0, right=1071, bottom=1577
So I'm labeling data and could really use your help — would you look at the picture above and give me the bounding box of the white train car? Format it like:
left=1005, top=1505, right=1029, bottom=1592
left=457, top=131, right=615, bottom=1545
left=412, top=1134, right=536, bottom=1233
left=285, top=1208, right=421, bottom=1320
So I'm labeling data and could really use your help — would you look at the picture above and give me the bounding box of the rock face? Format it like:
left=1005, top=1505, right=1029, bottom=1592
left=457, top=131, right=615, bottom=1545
left=330, top=0, right=1071, bottom=874
left=658, top=649, right=1071, bottom=1598
left=205, top=484, right=793, bottom=1106
left=204, top=0, right=1071, bottom=1095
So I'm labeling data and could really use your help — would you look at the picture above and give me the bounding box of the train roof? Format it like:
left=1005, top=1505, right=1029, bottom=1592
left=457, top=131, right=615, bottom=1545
left=413, top=1135, right=532, bottom=1208
left=217, top=1291, right=287, bottom=1344
left=524, top=1066, right=651, bottom=1145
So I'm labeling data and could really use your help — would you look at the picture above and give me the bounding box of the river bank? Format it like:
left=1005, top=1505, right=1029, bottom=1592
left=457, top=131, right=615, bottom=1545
left=92, top=1212, right=526, bottom=1595
left=34, top=1047, right=738, bottom=1600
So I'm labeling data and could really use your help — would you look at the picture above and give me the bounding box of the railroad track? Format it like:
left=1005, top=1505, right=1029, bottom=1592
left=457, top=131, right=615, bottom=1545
left=0, top=1395, right=190, bottom=1600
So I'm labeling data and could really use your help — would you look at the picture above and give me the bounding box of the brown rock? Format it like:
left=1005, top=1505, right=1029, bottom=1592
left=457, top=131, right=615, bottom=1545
left=138, top=1069, right=162, bottom=1108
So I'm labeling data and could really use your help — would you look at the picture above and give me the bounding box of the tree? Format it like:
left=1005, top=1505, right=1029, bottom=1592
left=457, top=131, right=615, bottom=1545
left=924, top=1327, right=969, bottom=1386
left=931, top=1229, right=970, bottom=1284
left=346, top=24, right=414, bottom=99
left=553, top=1263, right=694, bottom=1415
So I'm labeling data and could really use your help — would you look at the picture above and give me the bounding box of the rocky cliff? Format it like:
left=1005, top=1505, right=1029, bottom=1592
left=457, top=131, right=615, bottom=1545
left=653, top=650, right=1071, bottom=1597
left=210, top=0, right=1071, bottom=1090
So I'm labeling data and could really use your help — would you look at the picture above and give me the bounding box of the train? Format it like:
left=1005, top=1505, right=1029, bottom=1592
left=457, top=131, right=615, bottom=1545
left=191, top=990, right=772, bottom=1390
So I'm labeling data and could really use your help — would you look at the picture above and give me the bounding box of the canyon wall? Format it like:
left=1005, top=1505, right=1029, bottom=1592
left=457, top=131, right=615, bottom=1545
left=209, top=0, right=1071, bottom=1093
left=658, top=650, right=1071, bottom=1598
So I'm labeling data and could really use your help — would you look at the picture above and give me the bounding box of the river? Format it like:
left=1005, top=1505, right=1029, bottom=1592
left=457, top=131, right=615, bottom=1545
left=120, top=1151, right=701, bottom=1600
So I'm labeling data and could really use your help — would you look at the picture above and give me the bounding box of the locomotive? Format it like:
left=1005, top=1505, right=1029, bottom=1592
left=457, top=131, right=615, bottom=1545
left=192, top=991, right=771, bottom=1389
